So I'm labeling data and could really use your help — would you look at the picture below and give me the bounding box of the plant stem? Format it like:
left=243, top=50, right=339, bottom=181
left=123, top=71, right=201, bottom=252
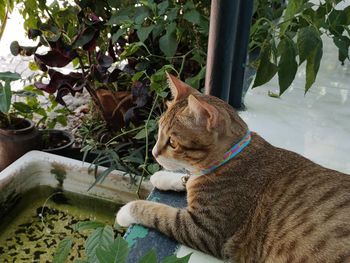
left=105, top=126, right=144, bottom=146
left=136, top=93, right=159, bottom=198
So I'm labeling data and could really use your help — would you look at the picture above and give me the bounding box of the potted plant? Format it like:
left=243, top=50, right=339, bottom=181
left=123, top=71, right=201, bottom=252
left=0, top=71, right=42, bottom=171
left=8, top=0, right=209, bottom=190
left=40, top=129, right=74, bottom=154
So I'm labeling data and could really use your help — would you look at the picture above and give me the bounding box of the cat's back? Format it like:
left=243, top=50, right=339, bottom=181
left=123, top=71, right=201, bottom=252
left=243, top=144, right=350, bottom=263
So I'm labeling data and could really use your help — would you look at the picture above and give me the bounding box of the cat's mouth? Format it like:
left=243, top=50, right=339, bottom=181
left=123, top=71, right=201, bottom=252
left=154, top=155, right=192, bottom=172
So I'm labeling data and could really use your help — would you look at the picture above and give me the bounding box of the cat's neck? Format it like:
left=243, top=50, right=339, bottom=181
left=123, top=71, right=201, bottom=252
left=188, top=130, right=252, bottom=175
left=187, top=132, right=271, bottom=177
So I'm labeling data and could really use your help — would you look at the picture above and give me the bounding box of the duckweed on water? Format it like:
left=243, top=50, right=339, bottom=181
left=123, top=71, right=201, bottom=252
left=0, top=186, right=121, bottom=262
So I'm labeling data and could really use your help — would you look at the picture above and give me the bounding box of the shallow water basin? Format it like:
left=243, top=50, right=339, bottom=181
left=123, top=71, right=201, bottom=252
left=0, top=186, right=119, bottom=262
left=0, top=151, right=151, bottom=263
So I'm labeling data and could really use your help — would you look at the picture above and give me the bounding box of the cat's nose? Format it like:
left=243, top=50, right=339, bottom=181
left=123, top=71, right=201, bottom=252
left=152, top=147, right=159, bottom=158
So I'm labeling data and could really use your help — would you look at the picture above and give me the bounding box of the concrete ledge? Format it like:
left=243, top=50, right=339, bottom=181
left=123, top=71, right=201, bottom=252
left=125, top=189, right=224, bottom=263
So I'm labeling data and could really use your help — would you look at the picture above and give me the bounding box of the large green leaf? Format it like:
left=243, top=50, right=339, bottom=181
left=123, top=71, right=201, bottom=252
left=183, top=9, right=201, bottom=25
left=333, top=36, right=350, bottom=63
left=139, top=250, right=157, bottom=263
left=159, top=22, right=178, bottom=57
left=134, top=6, right=150, bottom=24
left=52, top=237, right=73, bottom=263
left=297, top=26, right=321, bottom=65
left=96, top=236, right=129, bottom=263
left=85, top=226, right=114, bottom=262
left=72, top=27, right=96, bottom=49
left=112, top=28, right=126, bottom=43
left=277, top=37, right=298, bottom=95
left=0, top=81, right=11, bottom=113
left=157, top=0, right=169, bottom=16
left=74, top=221, right=106, bottom=232
left=252, top=45, right=278, bottom=88
left=297, top=26, right=323, bottom=92
left=0, top=71, right=21, bottom=82
left=13, top=102, right=32, bottom=114
left=305, top=40, right=323, bottom=93
left=137, top=25, right=155, bottom=42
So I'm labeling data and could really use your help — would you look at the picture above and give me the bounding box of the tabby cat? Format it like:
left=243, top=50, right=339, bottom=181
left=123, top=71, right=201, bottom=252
left=116, top=73, right=350, bottom=263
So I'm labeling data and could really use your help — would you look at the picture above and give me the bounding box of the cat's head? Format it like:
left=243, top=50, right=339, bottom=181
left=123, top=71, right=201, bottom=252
left=152, top=73, right=248, bottom=172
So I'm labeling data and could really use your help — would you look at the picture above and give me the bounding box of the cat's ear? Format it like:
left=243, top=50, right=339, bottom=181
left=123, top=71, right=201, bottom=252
left=166, top=72, right=199, bottom=102
left=187, top=95, right=219, bottom=131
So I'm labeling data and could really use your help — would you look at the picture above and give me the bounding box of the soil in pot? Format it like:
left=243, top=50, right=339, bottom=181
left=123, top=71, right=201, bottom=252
left=40, top=130, right=74, bottom=153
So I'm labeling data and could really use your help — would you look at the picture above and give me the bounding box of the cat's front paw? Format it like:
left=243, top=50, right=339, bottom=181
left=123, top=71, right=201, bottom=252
left=150, top=171, right=186, bottom=191
left=115, top=202, right=137, bottom=227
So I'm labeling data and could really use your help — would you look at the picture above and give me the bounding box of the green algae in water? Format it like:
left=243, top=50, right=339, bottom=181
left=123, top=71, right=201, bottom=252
left=0, top=186, right=121, bottom=263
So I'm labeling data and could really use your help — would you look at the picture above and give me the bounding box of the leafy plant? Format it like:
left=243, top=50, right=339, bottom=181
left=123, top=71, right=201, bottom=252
left=0, top=71, right=22, bottom=128
left=53, top=220, right=192, bottom=263
left=250, top=0, right=350, bottom=96
left=13, top=85, right=71, bottom=129
left=10, top=0, right=209, bottom=192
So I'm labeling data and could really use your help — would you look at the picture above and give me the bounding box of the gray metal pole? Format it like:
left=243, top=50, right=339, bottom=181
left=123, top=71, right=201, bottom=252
left=205, top=0, right=254, bottom=110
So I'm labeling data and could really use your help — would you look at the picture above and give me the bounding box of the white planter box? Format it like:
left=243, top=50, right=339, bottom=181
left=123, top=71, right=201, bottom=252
left=0, top=150, right=151, bottom=209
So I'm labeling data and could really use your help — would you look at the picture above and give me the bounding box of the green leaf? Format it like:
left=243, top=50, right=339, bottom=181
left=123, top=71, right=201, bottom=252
left=52, top=237, right=73, bottom=263
left=183, top=9, right=201, bottom=24
left=152, top=24, right=164, bottom=39
left=162, top=253, right=192, bottom=263
left=134, top=120, right=158, bottom=140
left=159, top=22, right=178, bottom=57
left=252, top=45, right=278, bottom=88
left=85, top=226, right=114, bottom=263
left=326, top=7, right=349, bottom=35
left=297, top=26, right=323, bottom=92
left=96, top=236, right=129, bottom=263
left=333, top=35, right=350, bottom=64
left=134, top=6, right=150, bottom=24
left=185, top=66, right=206, bottom=89
left=158, top=0, right=169, bottom=16
left=137, top=25, right=155, bottom=42
left=132, top=71, right=145, bottom=82
left=107, top=14, right=130, bottom=25
left=13, top=102, right=32, bottom=114
left=134, top=127, right=147, bottom=140
left=305, top=39, right=322, bottom=93
left=167, top=8, right=178, bottom=21
left=120, top=42, right=144, bottom=59
left=72, top=27, right=96, bottom=49
left=74, top=221, right=106, bottom=232
left=277, top=37, right=298, bottom=95
left=297, top=26, right=321, bottom=65
left=280, top=0, right=306, bottom=33
left=0, top=81, right=11, bottom=113
left=147, top=163, right=160, bottom=174
left=0, top=71, right=21, bottom=82
left=56, top=115, right=67, bottom=126
left=139, top=249, right=157, bottom=263
left=112, top=28, right=126, bottom=43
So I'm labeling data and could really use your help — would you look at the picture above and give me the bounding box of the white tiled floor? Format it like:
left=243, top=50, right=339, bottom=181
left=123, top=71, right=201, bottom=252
left=241, top=36, right=350, bottom=174
left=176, top=35, right=350, bottom=263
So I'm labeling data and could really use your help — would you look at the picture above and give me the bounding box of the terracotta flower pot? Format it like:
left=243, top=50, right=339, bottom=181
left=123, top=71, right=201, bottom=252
left=0, top=119, right=41, bottom=171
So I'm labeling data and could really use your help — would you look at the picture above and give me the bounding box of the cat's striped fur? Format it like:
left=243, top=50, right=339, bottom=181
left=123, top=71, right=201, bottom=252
left=116, top=74, right=350, bottom=263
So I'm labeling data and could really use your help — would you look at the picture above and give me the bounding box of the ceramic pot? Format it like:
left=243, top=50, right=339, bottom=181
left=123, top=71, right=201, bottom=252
left=0, top=119, right=41, bottom=171
left=40, top=129, right=74, bottom=154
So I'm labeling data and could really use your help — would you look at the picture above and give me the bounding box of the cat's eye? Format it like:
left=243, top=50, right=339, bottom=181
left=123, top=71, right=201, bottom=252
left=168, top=138, right=176, bottom=149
